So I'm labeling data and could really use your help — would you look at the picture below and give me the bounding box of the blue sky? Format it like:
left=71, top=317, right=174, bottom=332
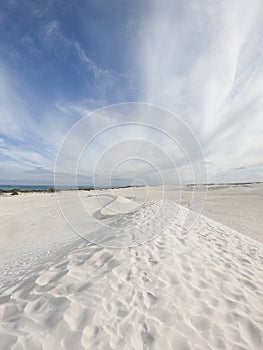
left=0, top=0, right=263, bottom=186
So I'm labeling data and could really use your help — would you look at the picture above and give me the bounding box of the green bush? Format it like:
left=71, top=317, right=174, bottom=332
left=47, top=187, right=55, bottom=193
left=11, top=189, right=19, bottom=195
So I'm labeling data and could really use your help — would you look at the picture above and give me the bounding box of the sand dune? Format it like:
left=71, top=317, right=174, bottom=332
left=0, top=191, right=262, bottom=349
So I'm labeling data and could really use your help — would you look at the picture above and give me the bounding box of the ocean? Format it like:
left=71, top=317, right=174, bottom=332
left=0, top=185, right=93, bottom=191
left=0, top=185, right=57, bottom=191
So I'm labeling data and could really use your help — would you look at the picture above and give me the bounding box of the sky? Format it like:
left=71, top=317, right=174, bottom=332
left=0, top=0, right=263, bottom=186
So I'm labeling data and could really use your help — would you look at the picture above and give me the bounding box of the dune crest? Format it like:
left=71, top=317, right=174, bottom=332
left=0, top=195, right=263, bottom=349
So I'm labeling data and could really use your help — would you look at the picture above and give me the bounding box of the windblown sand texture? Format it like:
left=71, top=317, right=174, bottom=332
left=0, top=186, right=262, bottom=349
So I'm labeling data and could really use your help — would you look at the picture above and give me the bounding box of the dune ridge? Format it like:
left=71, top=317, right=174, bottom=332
left=0, top=194, right=263, bottom=349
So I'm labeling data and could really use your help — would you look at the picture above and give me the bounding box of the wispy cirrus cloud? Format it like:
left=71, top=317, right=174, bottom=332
left=130, top=0, right=263, bottom=181
left=0, top=0, right=262, bottom=185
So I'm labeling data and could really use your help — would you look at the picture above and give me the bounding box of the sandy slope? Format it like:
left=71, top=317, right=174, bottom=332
left=112, top=183, right=263, bottom=243
left=0, top=192, right=263, bottom=349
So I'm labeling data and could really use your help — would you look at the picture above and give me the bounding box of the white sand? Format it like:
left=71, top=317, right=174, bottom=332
left=0, top=187, right=263, bottom=349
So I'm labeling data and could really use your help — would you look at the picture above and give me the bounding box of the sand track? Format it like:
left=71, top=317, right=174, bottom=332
left=0, top=195, right=263, bottom=349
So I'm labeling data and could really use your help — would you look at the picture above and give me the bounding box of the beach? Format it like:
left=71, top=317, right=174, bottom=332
left=0, top=184, right=262, bottom=349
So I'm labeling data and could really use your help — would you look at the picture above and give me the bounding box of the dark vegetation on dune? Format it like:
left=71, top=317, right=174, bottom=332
left=0, top=188, right=57, bottom=195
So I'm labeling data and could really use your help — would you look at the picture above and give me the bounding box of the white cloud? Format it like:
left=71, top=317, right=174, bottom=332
left=0, top=1, right=262, bottom=185
left=54, top=104, right=207, bottom=187
left=130, top=0, right=263, bottom=182
left=0, top=63, right=76, bottom=171
left=43, top=21, right=59, bottom=36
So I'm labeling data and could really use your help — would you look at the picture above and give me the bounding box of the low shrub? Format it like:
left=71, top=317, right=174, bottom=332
left=11, top=189, right=19, bottom=195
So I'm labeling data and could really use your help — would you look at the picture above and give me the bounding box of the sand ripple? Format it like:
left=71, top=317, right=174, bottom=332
left=0, top=199, right=263, bottom=349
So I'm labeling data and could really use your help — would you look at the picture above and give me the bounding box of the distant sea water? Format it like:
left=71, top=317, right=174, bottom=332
left=0, top=185, right=56, bottom=191
left=0, top=185, right=93, bottom=191
left=0, top=184, right=134, bottom=191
